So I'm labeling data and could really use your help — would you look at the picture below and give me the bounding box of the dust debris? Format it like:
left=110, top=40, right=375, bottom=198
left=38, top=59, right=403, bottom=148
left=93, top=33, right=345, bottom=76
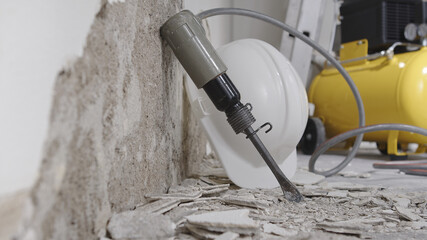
left=338, top=171, right=372, bottom=178
left=101, top=158, right=427, bottom=239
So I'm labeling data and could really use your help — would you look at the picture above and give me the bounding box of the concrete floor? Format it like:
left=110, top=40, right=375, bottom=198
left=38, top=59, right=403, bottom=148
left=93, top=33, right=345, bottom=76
left=297, top=144, right=427, bottom=192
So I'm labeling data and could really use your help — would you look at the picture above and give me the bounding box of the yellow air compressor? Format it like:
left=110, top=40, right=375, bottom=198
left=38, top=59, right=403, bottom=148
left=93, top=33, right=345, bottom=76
left=306, top=39, right=427, bottom=158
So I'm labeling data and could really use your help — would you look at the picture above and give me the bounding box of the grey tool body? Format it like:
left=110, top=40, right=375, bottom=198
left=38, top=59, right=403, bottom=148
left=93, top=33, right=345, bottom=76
left=161, top=10, right=227, bottom=88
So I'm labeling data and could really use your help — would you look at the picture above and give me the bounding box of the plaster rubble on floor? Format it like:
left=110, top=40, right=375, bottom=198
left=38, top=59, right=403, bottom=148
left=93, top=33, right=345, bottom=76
left=94, top=156, right=427, bottom=240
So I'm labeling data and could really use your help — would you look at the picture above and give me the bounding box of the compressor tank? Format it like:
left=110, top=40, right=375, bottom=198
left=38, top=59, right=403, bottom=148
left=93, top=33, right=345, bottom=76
left=308, top=40, right=427, bottom=154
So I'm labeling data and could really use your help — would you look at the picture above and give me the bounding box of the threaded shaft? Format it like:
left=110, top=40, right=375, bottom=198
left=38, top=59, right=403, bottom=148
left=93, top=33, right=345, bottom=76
left=226, top=105, right=255, bottom=134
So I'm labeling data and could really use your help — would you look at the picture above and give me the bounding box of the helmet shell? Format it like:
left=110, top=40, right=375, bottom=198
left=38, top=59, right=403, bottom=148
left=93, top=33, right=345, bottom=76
left=185, top=39, right=308, bottom=188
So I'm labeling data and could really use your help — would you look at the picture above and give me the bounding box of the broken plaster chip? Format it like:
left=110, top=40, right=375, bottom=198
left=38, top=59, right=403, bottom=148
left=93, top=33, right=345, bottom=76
left=214, top=231, right=240, bottom=240
left=410, top=221, right=427, bottom=230
left=222, top=195, right=270, bottom=209
left=185, top=209, right=260, bottom=234
left=338, top=171, right=362, bottom=178
left=384, top=216, right=400, bottom=223
left=145, top=190, right=202, bottom=202
left=249, top=213, right=287, bottom=223
left=291, top=170, right=325, bottom=185
left=165, top=207, right=199, bottom=225
left=317, top=226, right=363, bottom=237
left=353, top=197, right=389, bottom=208
left=107, top=212, right=175, bottom=239
left=359, top=173, right=372, bottom=178
left=381, top=209, right=396, bottom=215
left=186, top=224, right=222, bottom=239
left=317, top=219, right=372, bottom=237
left=395, top=206, right=421, bottom=221
left=262, top=223, right=298, bottom=237
left=327, top=190, right=348, bottom=198
left=199, top=176, right=219, bottom=185
left=384, top=222, right=398, bottom=228
left=202, top=186, right=230, bottom=196
left=327, top=182, right=372, bottom=191
left=201, top=184, right=230, bottom=191
left=136, top=199, right=180, bottom=214
left=391, top=197, right=411, bottom=208
left=357, top=218, right=386, bottom=225
left=338, top=171, right=372, bottom=178
left=301, top=190, right=328, bottom=197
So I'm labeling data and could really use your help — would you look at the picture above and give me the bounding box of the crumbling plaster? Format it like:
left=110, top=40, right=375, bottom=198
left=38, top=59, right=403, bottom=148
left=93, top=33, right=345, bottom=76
left=21, top=0, right=206, bottom=239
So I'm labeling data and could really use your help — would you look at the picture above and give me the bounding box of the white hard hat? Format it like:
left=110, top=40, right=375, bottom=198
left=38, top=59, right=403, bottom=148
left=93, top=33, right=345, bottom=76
left=185, top=39, right=308, bottom=188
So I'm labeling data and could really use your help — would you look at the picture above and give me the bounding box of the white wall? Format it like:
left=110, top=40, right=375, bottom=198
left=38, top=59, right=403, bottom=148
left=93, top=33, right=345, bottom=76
left=0, top=0, right=100, bottom=195
left=184, top=0, right=234, bottom=48
left=185, top=0, right=288, bottom=48
left=232, top=0, right=288, bottom=49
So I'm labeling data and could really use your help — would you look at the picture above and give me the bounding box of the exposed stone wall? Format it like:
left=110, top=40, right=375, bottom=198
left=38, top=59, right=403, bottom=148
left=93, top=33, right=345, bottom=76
left=20, top=0, right=206, bottom=239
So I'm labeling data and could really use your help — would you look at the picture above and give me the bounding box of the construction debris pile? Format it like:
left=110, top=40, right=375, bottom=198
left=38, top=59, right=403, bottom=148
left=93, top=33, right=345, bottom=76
left=101, top=157, right=427, bottom=240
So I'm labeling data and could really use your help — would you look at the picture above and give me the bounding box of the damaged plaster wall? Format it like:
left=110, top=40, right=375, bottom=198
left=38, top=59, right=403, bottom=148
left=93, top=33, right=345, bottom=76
left=20, top=0, right=206, bottom=239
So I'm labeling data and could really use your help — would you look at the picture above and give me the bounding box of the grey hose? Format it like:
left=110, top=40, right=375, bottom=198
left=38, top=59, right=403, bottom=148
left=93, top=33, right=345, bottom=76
left=309, top=124, right=427, bottom=172
left=197, top=8, right=365, bottom=176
